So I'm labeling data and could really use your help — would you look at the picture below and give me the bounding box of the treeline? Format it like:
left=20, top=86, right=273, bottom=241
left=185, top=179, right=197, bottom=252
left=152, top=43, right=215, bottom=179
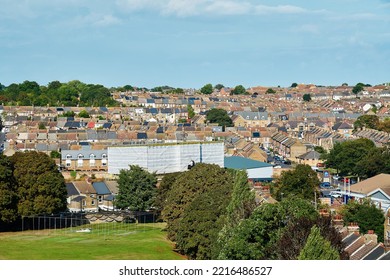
left=0, top=152, right=67, bottom=229
left=0, top=80, right=118, bottom=107
left=323, top=138, right=390, bottom=179
left=354, top=115, right=390, bottom=133
left=155, top=163, right=346, bottom=260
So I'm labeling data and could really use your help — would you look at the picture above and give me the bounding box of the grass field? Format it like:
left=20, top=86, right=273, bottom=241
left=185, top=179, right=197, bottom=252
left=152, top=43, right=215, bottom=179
left=0, top=223, right=185, bottom=260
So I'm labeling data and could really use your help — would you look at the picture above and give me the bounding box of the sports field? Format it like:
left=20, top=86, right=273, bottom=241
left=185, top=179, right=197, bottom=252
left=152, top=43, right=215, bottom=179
left=0, top=223, right=185, bottom=260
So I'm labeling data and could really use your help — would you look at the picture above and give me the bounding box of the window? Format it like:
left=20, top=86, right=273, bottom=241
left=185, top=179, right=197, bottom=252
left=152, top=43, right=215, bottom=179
left=102, top=154, right=107, bottom=159
left=98, top=196, right=102, bottom=203
left=102, top=162, right=107, bottom=166
left=91, top=200, right=95, bottom=206
left=66, top=162, right=71, bottom=167
left=89, top=154, right=96, bottom=167
left=66, top=154, right=72, bottom=159
left=78, top=154, right=84, bottom=159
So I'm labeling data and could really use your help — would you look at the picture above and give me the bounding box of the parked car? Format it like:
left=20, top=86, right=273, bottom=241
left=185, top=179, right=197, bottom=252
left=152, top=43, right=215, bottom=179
left=273, top=165, right=282, bottom=169
left=320, top=182, right=331, bottom=188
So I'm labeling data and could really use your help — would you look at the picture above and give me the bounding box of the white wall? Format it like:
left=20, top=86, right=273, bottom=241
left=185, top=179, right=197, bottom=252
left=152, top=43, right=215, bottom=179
left=246, top=166, right=273, bottom=180
left=108, top=142, right=224, bottom=174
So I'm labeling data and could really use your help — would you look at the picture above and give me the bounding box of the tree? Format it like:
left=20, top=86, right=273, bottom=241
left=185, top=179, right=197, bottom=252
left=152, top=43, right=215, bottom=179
left=116, top=165, right=157, bottom=211
left=0, top=155, right=18, bottom=223
left=187, top=104, right=195, bottom=119
left=38, top=122, right=46, bottom=130
left=11, top=151, right=67, bottom=216
left=50, top=151, right=61, bottom=159
left=219, top=198, right=318, bottom=260
left=217, top=171, right=256, bottom=259
left=175, top=179, right=232, bottom=259
left=153, top=172, right=181, bottom=212
left=78, top=110, right=90, bottom=119
left=231, top=85, right=247, bottom=95
left=291, top=83, right=298, bottom=88
left=340, top=199, right=385, bottom=242
left=275, top=216, right=348, bottom=260
left=200, top=84, right=213, bottom=95
left=214, top=84, right=224, bottom=90
left=298, top=225, right=339, bottom=260
left=206, top=108, right=233, bottom=130
left=274, top=164, right=320, bottom=201
left=162, top=163, right=233, bottom=241
left=303, top=93, right=311, bottom=102
left=266, top=88, right=276, bottom=94
left=352, top=83, right=365, bottom=94
left=324, top=138, right=376, bottom=177
left=353, top=115, right=380, bottom=130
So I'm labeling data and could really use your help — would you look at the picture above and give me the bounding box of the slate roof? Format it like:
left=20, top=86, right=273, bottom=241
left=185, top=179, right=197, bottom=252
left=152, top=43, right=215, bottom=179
left=224, top=156, right=272, bottom=170
left=66, top=182, right=80, bottom=196
left=92, top=182, right=111, bottom=195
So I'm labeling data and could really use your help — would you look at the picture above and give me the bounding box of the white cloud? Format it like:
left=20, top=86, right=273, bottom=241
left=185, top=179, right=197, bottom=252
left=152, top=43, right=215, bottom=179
left=116, top=0, right=308, bottom=16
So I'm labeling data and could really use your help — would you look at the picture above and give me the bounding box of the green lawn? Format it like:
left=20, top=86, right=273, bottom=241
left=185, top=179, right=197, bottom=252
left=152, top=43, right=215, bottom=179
left=0, top=223, right=185, bottom=260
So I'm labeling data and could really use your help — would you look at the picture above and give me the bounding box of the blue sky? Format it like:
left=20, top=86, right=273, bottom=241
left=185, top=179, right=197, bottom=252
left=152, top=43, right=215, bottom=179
left=1, top=0, right=389, bottom=89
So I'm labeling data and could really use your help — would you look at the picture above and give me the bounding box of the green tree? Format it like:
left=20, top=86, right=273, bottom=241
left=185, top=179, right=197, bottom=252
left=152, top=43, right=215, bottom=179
left=187, top=104, right=195, bottom=119
left=217, top=170, right=256, bottom=259
left=266, top=88, right=276, bottom=94
left=324, top=138, right=376, bottom=177
left=298, top=225, right=340, bottom=260
left=78, top=110, right=90, bottom=118
left=206, top=108, right=233, bottom=130
left=291, top=83, right=298, bottom=88
left=11, top=151, right=67, bottom=216
left=50, top=151, right=61, bottom=159
left=38, top=122, right=46, bottom=130
left=352, top=83, right=365, bottom=94
left=214, top=84, right=224, bottom=90
left=219, top=198, right=318, bottom=260
left=275, top=164, right=320, bottom=201
left=231, top=85, right=247, bottom=95
left=275, top=216, right=348, bottom=260
left=340, top=199, right=385, bottom=242
left=0, top=155, right=18, bottom=223
left=353, top=115, right=380, bottom=130
left=200, top=84, right=213, bottom=95
left=116, top=165, right=157, bottom=211
left=303, top=93, right=311, bottom=102
left=153, top=172, right=181, bottom=212
left=176, top=179, right=232, bottom=259
left=162, top=163, right=233, bottom=241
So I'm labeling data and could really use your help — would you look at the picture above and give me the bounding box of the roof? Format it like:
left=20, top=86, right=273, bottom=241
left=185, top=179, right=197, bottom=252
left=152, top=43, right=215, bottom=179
left=66, top=182, right=79, bottom=196
left=350, top=173, right=390, bottom=194
left=296, top=150, right=321, bottom=160
left=224, top=156, right=272, bottom=170
left=92, top=182, right=111, bottom=195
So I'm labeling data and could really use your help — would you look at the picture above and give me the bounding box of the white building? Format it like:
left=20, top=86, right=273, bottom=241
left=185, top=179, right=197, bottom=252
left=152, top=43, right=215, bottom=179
left=108, top=142, right=224, bottom=174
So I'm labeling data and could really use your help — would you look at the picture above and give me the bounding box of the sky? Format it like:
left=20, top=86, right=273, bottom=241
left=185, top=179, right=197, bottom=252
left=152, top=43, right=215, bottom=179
left=1, top=0, right=389, bottom=89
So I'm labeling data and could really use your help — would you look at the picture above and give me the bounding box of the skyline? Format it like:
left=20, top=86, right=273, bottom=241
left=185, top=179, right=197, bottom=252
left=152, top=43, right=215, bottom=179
left=1, top=0, right=390, bottom=89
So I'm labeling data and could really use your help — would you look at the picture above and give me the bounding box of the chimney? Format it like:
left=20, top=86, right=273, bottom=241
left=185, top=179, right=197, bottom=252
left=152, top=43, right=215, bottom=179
left=364, top=230, right=378, bottom=245
left=347, top=222, right=360, bottom=235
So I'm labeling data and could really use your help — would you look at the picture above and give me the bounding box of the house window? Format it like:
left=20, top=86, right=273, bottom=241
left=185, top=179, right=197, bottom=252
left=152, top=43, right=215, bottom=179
left=102, top=162, right=107, bottom=166
left=98, top=196, right=102, bottom=203
left=66, top=162, right=71, bottom=167
left=82, top=200, right=86, bottom=206
left=102, top=154, right=107, bottom=159
left=78, top=154, right=84, bottom=159
left=91, top=200, right=95, bottom=206
left=66, top=154, right=72, bottom=159
left=89, top=154, right=96, bottom=167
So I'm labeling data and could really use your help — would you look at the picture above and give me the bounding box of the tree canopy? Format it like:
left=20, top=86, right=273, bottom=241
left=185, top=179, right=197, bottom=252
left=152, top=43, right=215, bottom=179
left=200, top=84, right=213, bottom=95
left=298, top=225, right=340, bottom=260
left=206, top=108, right=233, bottom=129
left=324, top=138, right=376, bottom=177
left=11, top=151, right=67, bottom=216
left=274, top=164, right=320, bottom=201
left=340, top=199, right=385, bottom=242
left=303, top=93, right=311, bottom=102
left=0, top=155, right=18, bottom=223
left=352, top=83, right=365, bottom=94
left=231, top=85, right=247, bottom=95
left=116, top=165, right=157, bottom=211
left=1, top=80, right=118, bottom=107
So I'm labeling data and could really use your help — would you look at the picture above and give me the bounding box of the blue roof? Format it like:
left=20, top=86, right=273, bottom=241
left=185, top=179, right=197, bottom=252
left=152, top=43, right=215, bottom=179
left=92, top=182, right=111, bottom=195
left=224, top=156, right=272, bottom=169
